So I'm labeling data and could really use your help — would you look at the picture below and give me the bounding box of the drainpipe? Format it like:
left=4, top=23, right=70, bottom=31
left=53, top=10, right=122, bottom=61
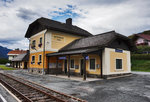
left=42, top=30, right=47, bottom=75
left=27, top=38, right=30, bottom=72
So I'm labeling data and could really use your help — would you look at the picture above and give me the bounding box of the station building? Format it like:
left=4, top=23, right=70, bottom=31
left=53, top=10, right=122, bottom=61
left=11, top=51, right=29, bottom=69
left=25, top=17, right=136, bottom=79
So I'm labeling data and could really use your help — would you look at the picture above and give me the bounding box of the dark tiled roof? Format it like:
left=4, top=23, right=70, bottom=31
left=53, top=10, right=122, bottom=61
left=12, top=53, right=29, bottom=62
left=47, top=31, right=136, bottom=56
left=136, top=34, right=150, bottom=41
left=47, top=48, right=99, bottom=57
left=25, top=17, right=92, bottom=38
left=60, top=31, right=133, bottom=51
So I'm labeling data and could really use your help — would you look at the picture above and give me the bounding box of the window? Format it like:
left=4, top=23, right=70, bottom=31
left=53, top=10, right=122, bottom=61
left=39, top=55, right=42, bottom=63
left=71, top=59, right=74, bottom=68
left=32, top=40, right=36, bottom=45
left=32, top=56, right=35, bottom=64
left=90, top=59, right=95, bottom=70
left=116, top=59, right=122, bottom=69
left=31, top=40, right=36, bottom=49
left=40, top=37, right=42, bottom=44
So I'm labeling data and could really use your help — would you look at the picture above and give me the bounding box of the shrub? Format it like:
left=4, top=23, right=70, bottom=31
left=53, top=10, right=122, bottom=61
left=131, top=54, right=150, bottom=60
left=131, top=60, right=150, bottom=72
left=134, top=46, right=150, bottom=54
left=0, top=58, right=10, bottom=64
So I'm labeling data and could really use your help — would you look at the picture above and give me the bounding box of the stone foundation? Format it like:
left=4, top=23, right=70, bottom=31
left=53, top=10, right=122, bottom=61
left=28, top=68, right=131, bottom=79
left=28, top=68, right=45, bottom=74
left=103, top=73, right=132, bottom=79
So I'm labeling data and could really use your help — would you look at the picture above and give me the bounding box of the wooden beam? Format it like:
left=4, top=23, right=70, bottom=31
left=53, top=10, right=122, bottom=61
left=83, top=54, right=87, bottom=80
left=99, top=51, right=103, bottom=78
left=56, top=57, right=58, bottom=76
left=68, top=55, right=70, bottom=78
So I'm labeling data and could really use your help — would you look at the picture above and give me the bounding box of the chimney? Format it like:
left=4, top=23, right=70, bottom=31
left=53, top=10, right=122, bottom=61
left=66, top=18, right=72, bottom=25
left=27, top=50, right=29, bottom=54
left=15, top=48, right=19, bottom=50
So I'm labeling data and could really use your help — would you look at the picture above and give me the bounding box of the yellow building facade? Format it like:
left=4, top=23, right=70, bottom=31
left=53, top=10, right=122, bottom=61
left=28, top=29, right=83, bottom=74
left=25, top=17, right=135, bottom=79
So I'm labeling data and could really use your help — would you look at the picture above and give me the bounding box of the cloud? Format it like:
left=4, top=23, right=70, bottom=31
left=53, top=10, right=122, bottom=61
left=0, top=39, right=29, bottom=50
left=1, top=0, right=14, bottom=4
left=0, top=0, right=150, bottom=50
left=73, top=0, right=150, bottom=35
left=51, top=5, right=80, bottom=22
left=0, top=0, right=74, bottom=49
left=74, top=0, right=128, bottom=6
left=17, top=8, right=41, bottom=20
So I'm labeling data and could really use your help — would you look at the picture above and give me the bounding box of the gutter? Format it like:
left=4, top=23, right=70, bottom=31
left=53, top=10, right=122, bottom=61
left=27, top=38, right=30, bottom=71
left=42, top=30, right=47, bottom=75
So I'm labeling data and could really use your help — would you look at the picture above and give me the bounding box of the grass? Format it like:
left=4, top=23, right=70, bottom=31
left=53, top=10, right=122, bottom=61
left=131, top=60, right=150, bottom=72
left=0, top=65, right=17, bottom=70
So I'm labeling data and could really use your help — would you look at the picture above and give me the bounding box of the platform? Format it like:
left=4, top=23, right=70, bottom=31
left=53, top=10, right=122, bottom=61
left=48, top=74, right=103, bottom=82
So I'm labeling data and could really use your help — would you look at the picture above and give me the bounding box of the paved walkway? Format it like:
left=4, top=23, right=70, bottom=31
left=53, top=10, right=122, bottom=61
left=1, top=70, right=150, bottom=102
left=132, top=71, right=150, bottom=75
left=48, top=74, right=103, bottom=82
left=0, top=83, right=17, bottom=102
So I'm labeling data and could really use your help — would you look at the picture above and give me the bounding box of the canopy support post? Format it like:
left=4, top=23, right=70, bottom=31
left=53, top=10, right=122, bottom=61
left=68, top=55, right=70, bottom=78
left=56, top=56, right=58, bottom=76
left=82, top=54, right=87, bottom=81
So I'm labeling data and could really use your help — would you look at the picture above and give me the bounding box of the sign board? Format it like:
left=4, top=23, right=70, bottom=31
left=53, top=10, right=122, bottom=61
left=115, top=49, right=123, bottom=53
left=59, top=57, right=66, bottom=60
left=52, top=35, right=64, bottom=42
left=86, top=56, right=89, bottom=60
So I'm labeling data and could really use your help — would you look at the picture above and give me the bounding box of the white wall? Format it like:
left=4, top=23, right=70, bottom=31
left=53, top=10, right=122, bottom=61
left=136, top=37, right=150, bottom=46
left=102, top=48, right=131, bottom=75
left=136, top=38, right=144, bottom=44
left=8, top=55, right=18, bottom=61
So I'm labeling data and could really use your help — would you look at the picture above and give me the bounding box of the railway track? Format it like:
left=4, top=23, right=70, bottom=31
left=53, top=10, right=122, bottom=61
left=0, top=73, right=87, bottom=102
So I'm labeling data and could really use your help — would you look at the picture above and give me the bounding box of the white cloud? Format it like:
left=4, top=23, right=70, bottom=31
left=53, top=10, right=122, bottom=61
left=73, top=0, right=150, bottom=35
left=0, top=0, right=150, bottom=49
left=0, top=39, right=29, bottom=50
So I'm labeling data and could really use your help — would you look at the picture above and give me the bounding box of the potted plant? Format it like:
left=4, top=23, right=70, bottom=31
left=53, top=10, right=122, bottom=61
left=38, top=43, right=42, bottom=47
left=31, top=44, right=35, bottom=49
left=38, top=62, right=41, bottom=65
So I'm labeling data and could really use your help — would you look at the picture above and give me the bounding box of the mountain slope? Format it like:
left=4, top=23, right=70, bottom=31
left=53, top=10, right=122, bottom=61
left=0, top=46, right=12, bottom=58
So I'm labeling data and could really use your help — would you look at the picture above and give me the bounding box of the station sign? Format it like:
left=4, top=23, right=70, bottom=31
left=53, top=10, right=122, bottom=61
left=86, top=56, right=89, bottom=60
left=115, top=49, right=123, bottom=53
left=59, top=57, right=66, bottom=60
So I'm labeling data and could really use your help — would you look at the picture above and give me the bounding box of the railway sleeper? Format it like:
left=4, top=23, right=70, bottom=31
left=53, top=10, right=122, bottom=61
left=30, top=96, right=49, bottom=101
left=42, top=99, right=58, bottom=102
left=34, top=99, right=57, bottom=102
left=27, top=94, right=47, bottom=98
left=23, top=92, right=41, bottom=96
left=34, top=98, right=56, bottom=102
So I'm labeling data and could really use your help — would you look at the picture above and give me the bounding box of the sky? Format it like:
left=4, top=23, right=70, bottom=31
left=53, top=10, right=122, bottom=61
left=0, top=0, right=150, bottom=50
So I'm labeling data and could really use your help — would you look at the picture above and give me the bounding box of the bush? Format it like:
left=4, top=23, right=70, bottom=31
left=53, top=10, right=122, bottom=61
left=131, top=60, right=150, bottom=72
left=131, top=54, right=150, bottom=60
left=135, top=46, right=150, bottom=54
left=0, top=58, right=10, bottom=64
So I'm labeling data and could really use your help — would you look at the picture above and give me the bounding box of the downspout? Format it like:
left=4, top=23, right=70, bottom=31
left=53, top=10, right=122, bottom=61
left=43, top=30, right=47, bottom=75
left=27, top=38, right=30, bottom=72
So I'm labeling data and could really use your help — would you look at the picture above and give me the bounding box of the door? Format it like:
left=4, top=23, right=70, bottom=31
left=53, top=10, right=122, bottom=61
left=16, top=62, right=18, bottom=68
left=24, top=62, right=27, bottom=69
left=80, top=59, right=84, bottom=75
left=64, top=60, right=67, bottom=74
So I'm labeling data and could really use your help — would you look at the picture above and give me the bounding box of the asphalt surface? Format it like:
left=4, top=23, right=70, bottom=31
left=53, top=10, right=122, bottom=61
left=0, top=84, right=17, bottom=102
left=0, top=70, right=150, bottom=102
